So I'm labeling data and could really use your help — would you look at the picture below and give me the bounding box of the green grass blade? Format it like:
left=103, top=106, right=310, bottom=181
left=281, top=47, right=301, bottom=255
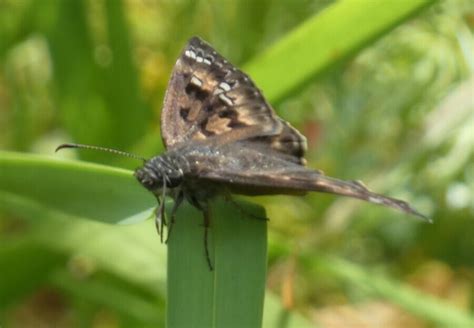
left=245, top=0, right=435, bottom=103
left=0, top=151, right=154, bottom=224
left=167, top=198, right=267, bottom=328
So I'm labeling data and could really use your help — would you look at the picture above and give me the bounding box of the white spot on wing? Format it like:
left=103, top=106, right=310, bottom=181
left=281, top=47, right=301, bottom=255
left=185, top=50, right=196, bottom=59
left=219, top=82, right=231, bottom=92
left=190, top=76, right=202, bottom=87
left=219, top=94, right=233, bottom=106
left=213, top=82, right=232, bottom=96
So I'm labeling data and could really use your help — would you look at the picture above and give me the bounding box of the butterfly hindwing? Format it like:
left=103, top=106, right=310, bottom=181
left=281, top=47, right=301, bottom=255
left=201, top=167, right=426, bottom=218
left=178, top=142, right=426, bottom=219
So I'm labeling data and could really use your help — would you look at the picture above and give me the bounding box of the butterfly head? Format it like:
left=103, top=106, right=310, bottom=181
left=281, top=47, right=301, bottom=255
left=134, top=155, right=183, bottom=192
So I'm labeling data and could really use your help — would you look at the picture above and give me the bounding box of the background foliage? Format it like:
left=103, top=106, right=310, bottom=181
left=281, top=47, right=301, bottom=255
left=1, top=0, right=473, bottom=327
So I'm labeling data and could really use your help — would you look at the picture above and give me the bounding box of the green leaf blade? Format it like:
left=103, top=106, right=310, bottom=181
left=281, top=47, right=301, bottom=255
left=167, top=198, right=267, bottom=328
left=0, top=151, right=154, bottom=224
left=245, top=0, right=435, bottom=103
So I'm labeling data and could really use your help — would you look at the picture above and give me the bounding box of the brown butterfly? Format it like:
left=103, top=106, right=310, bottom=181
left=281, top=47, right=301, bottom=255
left=58, top=37, right=428, bottom=269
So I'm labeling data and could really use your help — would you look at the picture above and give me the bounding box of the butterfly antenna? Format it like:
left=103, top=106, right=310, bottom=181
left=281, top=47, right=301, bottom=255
left=55, top=143, right=146, bottom=162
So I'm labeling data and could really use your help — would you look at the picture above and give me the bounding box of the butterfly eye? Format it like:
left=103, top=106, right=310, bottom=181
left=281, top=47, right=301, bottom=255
left=134, top=168, right=160, bottom=191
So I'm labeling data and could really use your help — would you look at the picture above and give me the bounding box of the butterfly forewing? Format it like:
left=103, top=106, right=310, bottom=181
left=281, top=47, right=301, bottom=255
left=161, top=37, right=307, bottom=164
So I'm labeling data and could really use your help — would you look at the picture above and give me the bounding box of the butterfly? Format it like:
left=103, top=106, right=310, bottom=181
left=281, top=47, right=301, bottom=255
left=58, top=37, right=428, bottom=270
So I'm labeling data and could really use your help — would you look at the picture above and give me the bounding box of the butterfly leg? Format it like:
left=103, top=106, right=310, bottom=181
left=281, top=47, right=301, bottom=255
left=154, top=176, right=169, bottom=243
left=154, top=197, right=167, bottom=243
left=188, top=195, right=214, bottom=271
left=202, top=207, right=213, bottom=271
left=165, top=189, right=184, bottom=244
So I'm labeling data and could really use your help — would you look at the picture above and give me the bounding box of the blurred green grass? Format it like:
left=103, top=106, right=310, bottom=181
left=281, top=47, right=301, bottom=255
left=1, top=0, right=474, bottom=327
